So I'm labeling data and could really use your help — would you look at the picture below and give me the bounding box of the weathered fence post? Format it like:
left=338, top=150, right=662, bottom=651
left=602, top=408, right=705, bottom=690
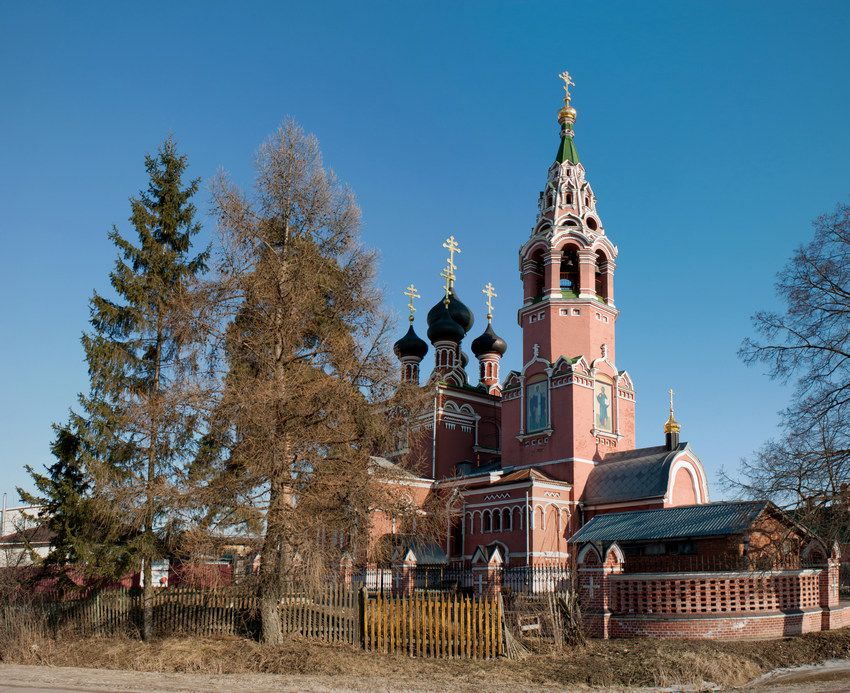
left=358, top=585, right=368, bottom=650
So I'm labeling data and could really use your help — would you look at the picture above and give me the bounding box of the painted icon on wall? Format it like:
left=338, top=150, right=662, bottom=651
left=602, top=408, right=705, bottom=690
left=595, top=381, right=614, bottom=432
left=526, top=379, right=549, bottom=432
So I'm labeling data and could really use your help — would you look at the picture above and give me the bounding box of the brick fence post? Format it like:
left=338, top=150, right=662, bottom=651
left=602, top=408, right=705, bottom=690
left=394, top=554, right=417, bottom=597
left=577, top=542, right=624, bottom=639
left=819, top=542, right=842, bottom=630
left=338, top=553, right=354, bottom=589
left=471, top=546, right=504, bottom=596
left=472, top=563, right=502, bottom=597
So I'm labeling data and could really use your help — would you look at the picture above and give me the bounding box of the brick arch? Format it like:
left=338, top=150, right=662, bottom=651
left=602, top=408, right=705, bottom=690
left=577, top=543, right=602, bottom=566
left=605, top=543, right=625, bottom=567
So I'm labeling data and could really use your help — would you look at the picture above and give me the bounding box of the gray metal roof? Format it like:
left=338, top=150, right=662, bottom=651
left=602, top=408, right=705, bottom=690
left=583, top=443, right=689, bottom=505
left=569, top=501, right=769, bottom=544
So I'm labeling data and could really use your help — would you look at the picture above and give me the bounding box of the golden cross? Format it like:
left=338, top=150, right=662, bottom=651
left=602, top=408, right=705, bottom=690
left=442, top=235, right=461, bottom=283
left=482, top=282, right=497, bottom=322
left=440, top=265, right=454, bottom=307
left=402, top=283, right=420, bottom=323
left=668, top=388, right=675, bottom=415
left=558, top=70, right=574, bottom=102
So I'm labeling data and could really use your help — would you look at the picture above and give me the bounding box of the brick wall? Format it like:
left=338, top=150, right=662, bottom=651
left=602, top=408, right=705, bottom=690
left=577, top=542, right=850, bottom=640
left=610, top=571, right=822, bottom=615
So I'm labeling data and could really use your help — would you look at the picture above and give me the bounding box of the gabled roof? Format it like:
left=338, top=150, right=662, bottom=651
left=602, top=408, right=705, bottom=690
left=394, top=539, right=447, bottom=566
left=583, top=443, right=688, bottom=505
left=0, top=525, right=53, bottom=546
left=495, top=466, right=569, bottom=486
left=569, top=501, right=769, bottom=544
left=370, top=456, right=421, bottom=480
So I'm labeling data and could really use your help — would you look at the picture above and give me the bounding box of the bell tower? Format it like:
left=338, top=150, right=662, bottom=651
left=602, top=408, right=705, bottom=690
left=501, top=72, right=636, bottom=487
left=518, top=71, right=618, bottom=367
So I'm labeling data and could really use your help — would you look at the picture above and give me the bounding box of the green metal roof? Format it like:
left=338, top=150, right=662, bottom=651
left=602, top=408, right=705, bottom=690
left=569, top=501, right=770, bottom=544
left=555, top=126, right=579, bottom=164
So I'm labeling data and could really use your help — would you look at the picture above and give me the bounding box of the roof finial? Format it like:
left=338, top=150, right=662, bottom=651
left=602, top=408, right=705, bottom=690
left=442, top=235, right=461, bottom=290
left=557, top=70, right=577, bottom=127
left=482, top=282, right=497, bottom=323
left=403, top=284, right=420, bottom=324
left=664, top=388, right=681, bottom=434
left=440, top=265, right=454, bottom=308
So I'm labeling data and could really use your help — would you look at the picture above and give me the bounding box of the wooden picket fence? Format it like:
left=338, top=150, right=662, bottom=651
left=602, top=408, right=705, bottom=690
left=279, top=583, right=358, bottom=644
left=363, top=591, right=503, bottom=659
left=5, top=586, right=503, bottom=658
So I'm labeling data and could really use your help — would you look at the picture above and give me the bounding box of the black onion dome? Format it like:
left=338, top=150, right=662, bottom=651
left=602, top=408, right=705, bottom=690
left=471, top=323, right=508, bottom=358
left=426, top=301, right=465, bottom=343
left=393, top=325, right=428, bottom=360
left=427, top=291, right=474, bottom=335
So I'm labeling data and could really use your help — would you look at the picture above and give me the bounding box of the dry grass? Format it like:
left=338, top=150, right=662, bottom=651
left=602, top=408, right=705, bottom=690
left=3, top=623, right=850, bottom=689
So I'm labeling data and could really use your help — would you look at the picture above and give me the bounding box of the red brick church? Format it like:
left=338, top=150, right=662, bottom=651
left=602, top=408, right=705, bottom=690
left=383, top=72, right=710, bottom=568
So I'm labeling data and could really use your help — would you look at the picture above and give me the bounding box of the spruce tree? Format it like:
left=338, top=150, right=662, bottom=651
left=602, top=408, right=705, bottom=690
left=19, top=425, right=134, bottom=584
left=75, top=137, right=207, bottom=639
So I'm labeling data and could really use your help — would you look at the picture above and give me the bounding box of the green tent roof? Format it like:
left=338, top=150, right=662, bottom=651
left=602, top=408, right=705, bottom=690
left=555, top=126, right=579, bottom=164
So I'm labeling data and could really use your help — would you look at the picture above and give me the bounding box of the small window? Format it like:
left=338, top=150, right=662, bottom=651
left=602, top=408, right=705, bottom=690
left=586, top=217, right=598, bottom=231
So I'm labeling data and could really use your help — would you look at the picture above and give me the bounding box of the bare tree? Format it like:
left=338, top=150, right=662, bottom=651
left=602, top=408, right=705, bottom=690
left=729, top=202, right=850, bottom=539
left=197, top=120, right=420, bottom=643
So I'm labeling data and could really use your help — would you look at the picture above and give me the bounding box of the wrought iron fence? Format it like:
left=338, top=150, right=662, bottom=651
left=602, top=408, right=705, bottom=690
left=352, top=564, right=571, bottom=594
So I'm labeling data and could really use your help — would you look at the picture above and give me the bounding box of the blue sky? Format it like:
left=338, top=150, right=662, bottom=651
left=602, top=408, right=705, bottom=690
left=1, top=1, right=849, bottom=501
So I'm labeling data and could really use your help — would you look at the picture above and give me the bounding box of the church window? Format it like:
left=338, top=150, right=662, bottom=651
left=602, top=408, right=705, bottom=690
left=483, top=511, right=491, bottom=533
left=586, top=216, right=598, bottom=231
left=565, top=192, right=573, bottom=205
left=502, top=508, right=511, bottom=530
left=492, top=511, right=501, bottom=531
left=594, top=379, right=614, bottom=433
left=559, top=246, right=580, bottom=294
left=526, top=375, right=549, bottom=433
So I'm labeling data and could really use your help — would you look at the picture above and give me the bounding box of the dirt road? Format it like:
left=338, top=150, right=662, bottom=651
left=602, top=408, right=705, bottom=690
left=5, top=661, right=850, bottom=693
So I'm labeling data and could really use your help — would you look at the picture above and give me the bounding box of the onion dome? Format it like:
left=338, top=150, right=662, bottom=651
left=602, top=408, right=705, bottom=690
left=393, top=325, right=428, bottom=360
left=426, top=301, right=465, bottom=343
left=460, top=351, right=469, bottom=369
left=427, top=291, right=474, bottom=335
left=471, top=323, right=508, bottom=358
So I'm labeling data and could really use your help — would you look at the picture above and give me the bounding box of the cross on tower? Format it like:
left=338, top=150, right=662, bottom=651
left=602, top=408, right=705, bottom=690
left=442, top=235, right=461, bottom=286
left=482, top=282, right=497, bottom=322
left=402, top=284, right=420, bottom=324
left=668, top=388, right=675, bottom=415
left=440, top=265, right=454, bottom=307
left=558, top=70, right=574, bottom=101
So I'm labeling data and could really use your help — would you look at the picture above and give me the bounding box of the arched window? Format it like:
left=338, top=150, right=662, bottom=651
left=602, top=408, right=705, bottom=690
left=483, top=511, right=492, bottom=533
left=492, top=510, right=501, bottom=532
left=526, top=375, right=549, bottom=433
left=595, top=250, right=609, bottom=300
left=559, top=246, right=580, bottom=295
left=502, top=508, right=511, bottom=531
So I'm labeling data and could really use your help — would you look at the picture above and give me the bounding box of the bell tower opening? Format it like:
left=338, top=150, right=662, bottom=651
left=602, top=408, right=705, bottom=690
left=595, top=250, right=609, bottom=301
left=560, top=246, right=580, bottom=297
left=531, top=250, right=545, bottom=301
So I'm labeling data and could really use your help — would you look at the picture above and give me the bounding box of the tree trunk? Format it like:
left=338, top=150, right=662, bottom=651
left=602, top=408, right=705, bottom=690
left=142, top=556, right=153, bottom=641
left=259, top=475, right=287, bottom=644
left=142, top=330, right=162, bottom=642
